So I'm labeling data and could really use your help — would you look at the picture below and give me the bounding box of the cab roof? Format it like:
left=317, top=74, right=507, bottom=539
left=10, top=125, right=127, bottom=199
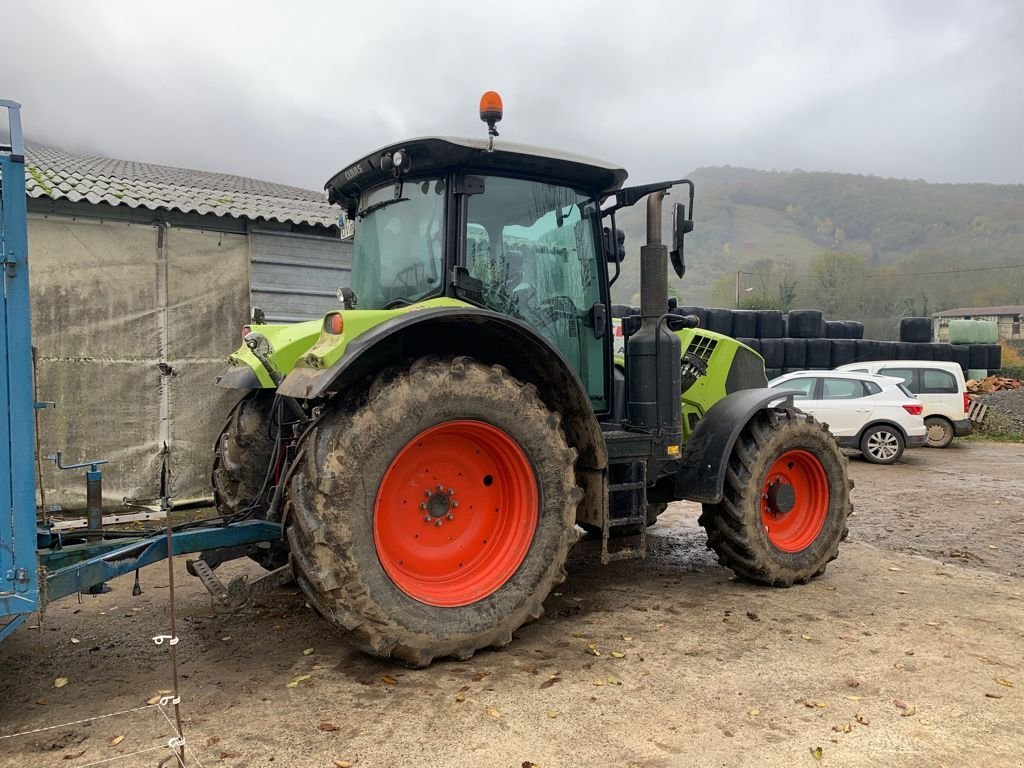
left=325, top=136, right=628, bottom=209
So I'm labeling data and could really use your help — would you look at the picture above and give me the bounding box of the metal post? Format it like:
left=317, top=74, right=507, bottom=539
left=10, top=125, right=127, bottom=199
left=0, top=99, right=41, bottom=621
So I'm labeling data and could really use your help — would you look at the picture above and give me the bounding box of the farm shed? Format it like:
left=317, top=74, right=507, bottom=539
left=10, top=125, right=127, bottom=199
left=933, top=305, right=1023, bottom=342
left=22, top=144, right=352, bottom=508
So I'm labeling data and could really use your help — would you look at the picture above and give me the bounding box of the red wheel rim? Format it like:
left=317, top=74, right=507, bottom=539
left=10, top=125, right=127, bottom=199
left=373, top=420, right=539, bottom=607
left=760, top=449, right=830, bottom=553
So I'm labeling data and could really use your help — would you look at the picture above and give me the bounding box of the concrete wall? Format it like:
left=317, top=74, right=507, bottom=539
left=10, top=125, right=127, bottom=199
left=28, top=213, right=249, bottom=509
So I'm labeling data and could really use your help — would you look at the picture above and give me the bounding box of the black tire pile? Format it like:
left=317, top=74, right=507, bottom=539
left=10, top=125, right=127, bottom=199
left=611, top=305, right=1002, bottom=379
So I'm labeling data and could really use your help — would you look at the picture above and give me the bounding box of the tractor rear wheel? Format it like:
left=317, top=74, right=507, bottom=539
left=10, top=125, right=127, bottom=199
left=212, top=390, right=276, bottom=518
left=284, top=356, right=581, bottom=667
left=698, top=408, right=851, bottom=586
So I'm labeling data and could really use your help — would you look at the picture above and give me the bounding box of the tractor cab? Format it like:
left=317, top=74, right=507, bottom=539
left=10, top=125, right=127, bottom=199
left=324, top=133, right=629, bottom=411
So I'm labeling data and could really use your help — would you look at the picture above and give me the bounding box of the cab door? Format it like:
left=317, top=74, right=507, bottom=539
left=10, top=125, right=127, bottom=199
left=463, top=175, right=608, bottom=411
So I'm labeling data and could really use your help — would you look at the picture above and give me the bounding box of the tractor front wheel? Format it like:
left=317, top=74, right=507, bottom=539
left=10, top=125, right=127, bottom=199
left=284, top=356, right=581, bottom=666
left=698, top=408, right=851, bottom=586
left=212, top=390, right=276, bottom=518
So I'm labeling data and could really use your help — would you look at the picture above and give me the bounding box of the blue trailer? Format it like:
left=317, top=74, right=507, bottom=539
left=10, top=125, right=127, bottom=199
left=0, top=100, right=282, bottom=642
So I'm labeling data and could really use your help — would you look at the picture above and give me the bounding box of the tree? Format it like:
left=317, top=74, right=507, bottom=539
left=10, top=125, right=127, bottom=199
left=804, top=251, right=868, bottom=317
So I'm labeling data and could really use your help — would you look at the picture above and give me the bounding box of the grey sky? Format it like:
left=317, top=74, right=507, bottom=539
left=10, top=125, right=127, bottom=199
left=3, top=1, right=1022, bottom=191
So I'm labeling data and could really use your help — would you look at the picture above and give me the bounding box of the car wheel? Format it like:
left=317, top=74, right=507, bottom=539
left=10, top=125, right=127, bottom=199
left=860, top=425, right=905, bottom=464
left=924, top=416, right=954, bottom=448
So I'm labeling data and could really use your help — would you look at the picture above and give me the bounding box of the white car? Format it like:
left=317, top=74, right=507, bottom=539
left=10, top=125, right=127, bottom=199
left=835, top=361, right=972, bottom=448
left=768, top=370, right=928, bottom=464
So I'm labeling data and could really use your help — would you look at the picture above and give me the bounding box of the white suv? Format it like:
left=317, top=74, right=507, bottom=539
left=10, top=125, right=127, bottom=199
left=769, top=370, right=927, bottom=464
left=835, top=361, right=971, bottom=448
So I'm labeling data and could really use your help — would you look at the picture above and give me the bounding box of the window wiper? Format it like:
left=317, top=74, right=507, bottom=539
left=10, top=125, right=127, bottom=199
left=356, top=197, right=409, bottom=219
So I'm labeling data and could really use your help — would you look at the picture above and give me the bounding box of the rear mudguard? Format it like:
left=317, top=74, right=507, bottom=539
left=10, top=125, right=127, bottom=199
left=674, top=387, right=801, bottom=504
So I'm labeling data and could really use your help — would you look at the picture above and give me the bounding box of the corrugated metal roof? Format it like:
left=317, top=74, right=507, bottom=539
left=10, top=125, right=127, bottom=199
left=933, top=304, right=1024, bottom=317
left=22, top=144, right=348, bottom=230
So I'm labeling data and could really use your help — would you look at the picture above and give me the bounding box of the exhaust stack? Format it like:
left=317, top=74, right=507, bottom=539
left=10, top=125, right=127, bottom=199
left=626, top=192, right=682, bottom=456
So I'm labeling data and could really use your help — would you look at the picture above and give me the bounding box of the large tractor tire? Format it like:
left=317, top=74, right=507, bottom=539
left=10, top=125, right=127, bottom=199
left=698, top=408, right=851, bottom=586
left=284, top=356, right=581, bottom=667
left=212, top=390, right=276, bottom=518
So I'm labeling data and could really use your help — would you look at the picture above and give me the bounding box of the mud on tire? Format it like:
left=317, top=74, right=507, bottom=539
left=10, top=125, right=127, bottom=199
left=212, top=391, right=276, bottom=517
left=283, top=356, right=581, bottom=667
left=698, top=408, right=852, bottom=586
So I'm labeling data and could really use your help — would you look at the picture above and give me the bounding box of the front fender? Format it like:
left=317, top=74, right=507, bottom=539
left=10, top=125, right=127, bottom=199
left=674, top=387, right=801, bottom=504
left=215, top=319, right=324, bottom=389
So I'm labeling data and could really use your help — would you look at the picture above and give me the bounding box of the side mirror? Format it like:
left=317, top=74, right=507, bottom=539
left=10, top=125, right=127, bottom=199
left=251, top=306, right=266, bottom=325
left=670, top=202, right=693, bottom=278
left=603, top=227, right=626, bottom=263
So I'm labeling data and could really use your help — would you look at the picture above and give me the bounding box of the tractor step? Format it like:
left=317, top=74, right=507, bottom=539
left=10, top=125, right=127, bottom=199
left=601, top=447, right=649, bottom=565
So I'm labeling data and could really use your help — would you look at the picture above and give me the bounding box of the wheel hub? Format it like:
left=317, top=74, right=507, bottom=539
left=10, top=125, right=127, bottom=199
left=764, top=480, right=796, bottom=515
left=421, top=486, right=456, bottom=526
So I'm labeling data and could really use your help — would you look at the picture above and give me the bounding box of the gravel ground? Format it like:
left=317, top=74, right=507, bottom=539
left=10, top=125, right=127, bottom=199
left=1, top=442, right=1023, bottom=768
left=974, top=388, right=1024, bottom=436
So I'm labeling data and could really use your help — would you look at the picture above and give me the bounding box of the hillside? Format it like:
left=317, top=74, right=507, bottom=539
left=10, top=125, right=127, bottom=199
left=610, top=167, right=1024, bottom=338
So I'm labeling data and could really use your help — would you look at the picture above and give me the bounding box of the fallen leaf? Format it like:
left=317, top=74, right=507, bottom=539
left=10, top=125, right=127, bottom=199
left=638, top=669, right=651, bottom=678
left=319, top=722, right=339, bottom=732
left=35, top=698, right=45, bottom=706
left=584, top=642, right=601, bottom=657
left=54, top=677, right=69, bottom=688
left=896, top=590, right=909, bottom=595
left=294, top=674, right=311, bottom=683
left=831, top=722, right=852, bottom=733
left=855, top=713, right=870, bottom=725
left=332, top=761, right=354, bottom=768
left=455, top=692, right=466, bottom=702
left=846, top=678, right=860, bottom=688
left=221, top=636, right=231, bottom=642
left=747, top=708, right=760, bottom=717
left=801, top=634, right=812, bottom=641
left=610, top=651, right=626, bottom=659
left=62, top=750, right=86, bottom=760
left=286, top=681, right=299, bottom=689
left=654, top=623, right=666, bottom=629
left=472, top=671, right=490, bottom=682
left=920, top=719, right=932, bottom=725
left=303, top=648, right=315, bottom=656
left=146, top=694, right=161, bottom=705
left=925, top=621, right=940, bottom=627
left=996, top=678, right=1014, bottom=688
left=539, top=676, right=561, bottom=690
left=70, top=638, right=80, bottom=644
left=606, top=676, right=621, bottom=686
left=592, top=678, right=605, bottom=686
left=380, top=675, right=398, bottom=685
left=844, top=695, right=862, bottom=701
left=547, top=710, right=558, bottom=718
left=888, top=566, right=902, bottom=572
left=901, top=705, right=917, bottom=717
left=810, top=746, right=824, bottom=761
left=219, top=752, right=240, bottom=760
left=893, top=699, right=908, bottom=709
left=747, top=611, right=760, bottom=621
left=622, top=635, right=633, bottom=642
left=205, top=737, right=220, bottom=747
left=985, top=692, right=1003, bottom=699
left=109, top=735, right=124, bottom=747
left=486, top=706, right=501, bottom=718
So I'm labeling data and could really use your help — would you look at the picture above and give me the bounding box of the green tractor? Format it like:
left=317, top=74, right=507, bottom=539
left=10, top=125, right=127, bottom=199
left=212, top=95, right=851, bottom=666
